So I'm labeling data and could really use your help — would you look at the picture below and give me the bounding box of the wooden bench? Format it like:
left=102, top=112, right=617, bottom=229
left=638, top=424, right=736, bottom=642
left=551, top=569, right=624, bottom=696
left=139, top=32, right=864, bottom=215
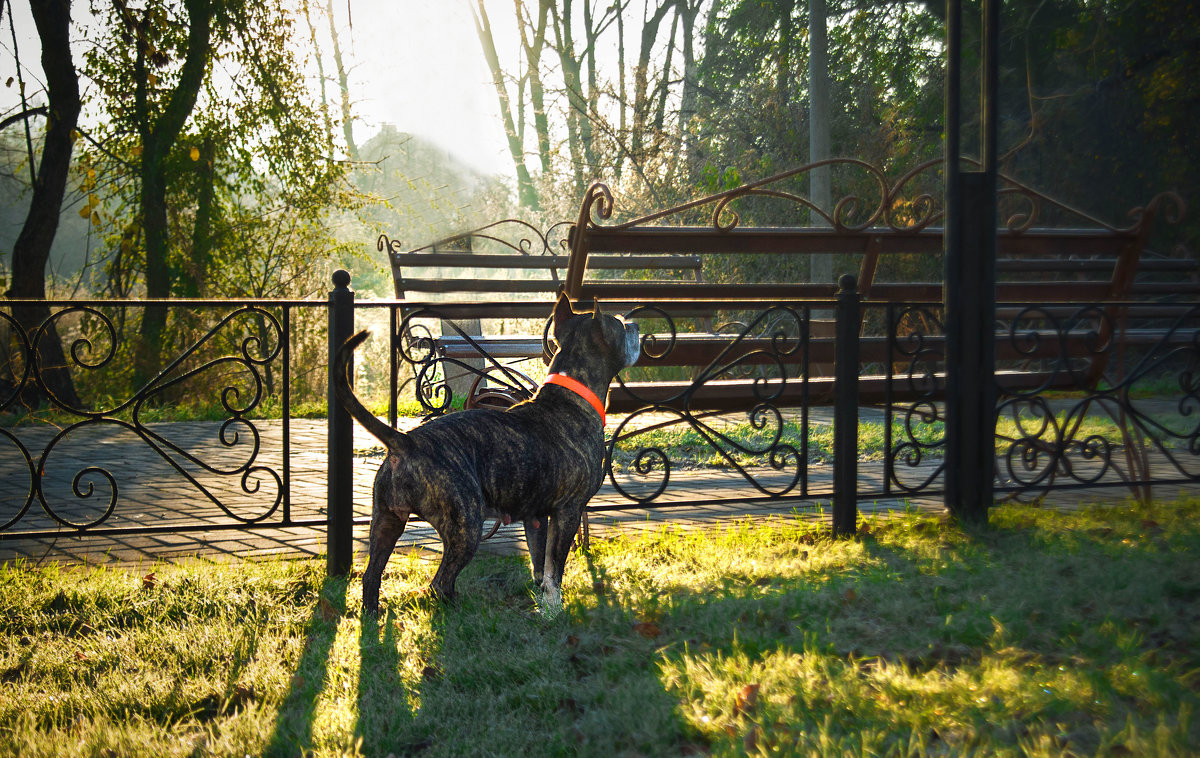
left=379, top=219, right=705, bottom=408
left=559, top=163, right=1193, bottom=413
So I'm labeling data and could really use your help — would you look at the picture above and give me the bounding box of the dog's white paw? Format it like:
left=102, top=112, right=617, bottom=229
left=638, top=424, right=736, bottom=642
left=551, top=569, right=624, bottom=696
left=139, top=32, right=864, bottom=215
left=539, top=581, right=564, bottom=617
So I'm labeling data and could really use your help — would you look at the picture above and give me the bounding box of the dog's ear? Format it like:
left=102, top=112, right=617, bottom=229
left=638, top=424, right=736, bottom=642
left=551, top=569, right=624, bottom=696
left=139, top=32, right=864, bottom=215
left=553, top=291, right=574, bottom=332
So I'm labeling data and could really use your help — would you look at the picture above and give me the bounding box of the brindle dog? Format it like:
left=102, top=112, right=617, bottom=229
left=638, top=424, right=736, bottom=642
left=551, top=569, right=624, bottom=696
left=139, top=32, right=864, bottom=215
left=333, top=294, right=639, bottom=612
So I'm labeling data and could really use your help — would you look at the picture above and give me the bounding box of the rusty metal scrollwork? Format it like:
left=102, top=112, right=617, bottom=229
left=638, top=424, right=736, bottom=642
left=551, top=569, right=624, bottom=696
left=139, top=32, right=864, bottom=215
left=605, top=305, right=810, bottom=503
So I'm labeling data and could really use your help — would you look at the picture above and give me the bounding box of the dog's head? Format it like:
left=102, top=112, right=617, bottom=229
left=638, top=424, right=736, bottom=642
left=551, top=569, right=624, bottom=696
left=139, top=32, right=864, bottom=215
left=551, top=293, right=640, bottom=375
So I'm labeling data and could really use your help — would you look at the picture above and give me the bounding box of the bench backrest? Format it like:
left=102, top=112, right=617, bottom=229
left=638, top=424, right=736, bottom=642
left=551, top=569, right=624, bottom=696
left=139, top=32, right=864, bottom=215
left=563, top=162, right=1190, bottom=305
left=382, top=219, right=705, bottom=301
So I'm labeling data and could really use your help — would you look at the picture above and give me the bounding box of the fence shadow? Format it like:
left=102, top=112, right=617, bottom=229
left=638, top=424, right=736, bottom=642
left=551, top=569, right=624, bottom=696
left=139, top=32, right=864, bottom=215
left=262, top=575, right=349, bottom=756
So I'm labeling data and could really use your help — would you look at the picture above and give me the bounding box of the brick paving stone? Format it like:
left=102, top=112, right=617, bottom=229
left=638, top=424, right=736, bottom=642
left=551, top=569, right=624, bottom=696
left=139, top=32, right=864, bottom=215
left=1, top=414, right=1196, bottom=568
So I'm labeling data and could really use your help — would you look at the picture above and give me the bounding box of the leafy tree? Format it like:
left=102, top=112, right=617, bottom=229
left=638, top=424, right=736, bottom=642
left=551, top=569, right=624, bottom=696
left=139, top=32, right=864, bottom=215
left=991, top=0, right=1197, bottom=238
left=79, top=0, right=354, bottom=390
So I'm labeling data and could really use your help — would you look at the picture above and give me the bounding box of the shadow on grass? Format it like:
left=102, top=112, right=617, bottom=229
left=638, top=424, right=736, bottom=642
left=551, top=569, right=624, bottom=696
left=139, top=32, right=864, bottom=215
left=355, top=604, right=423, bottom=754
left=568, top=507, right=1200, bottom=754
left=261, top=574, right=348, bottom=757
left=260, top=505, right=1196, bottom=755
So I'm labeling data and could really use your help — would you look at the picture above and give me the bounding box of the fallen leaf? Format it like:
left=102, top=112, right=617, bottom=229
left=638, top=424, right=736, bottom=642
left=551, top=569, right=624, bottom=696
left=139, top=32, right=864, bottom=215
left=743, top=726, right=760, bottom=752
left=559, top=697, right=582, bottom=715
left=842, top=588, right=857, bottom=604
left=74, top=650, right=88, bottom=661
left=421, top=665, right=440, bottom=681
left=566, top=635, right=580, bottom=648
left=318, top=597, right=338, bottom=622
left=142, top=572, right=157, bottom=589
left=734, top=683, right=760, bottom=716
left=633, top=621, right=662, bottom=638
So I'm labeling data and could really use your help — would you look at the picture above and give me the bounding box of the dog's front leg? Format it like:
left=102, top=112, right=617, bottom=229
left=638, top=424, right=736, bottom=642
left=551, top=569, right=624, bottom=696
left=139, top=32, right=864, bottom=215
left=540, top=507, right=583, bottom=607
left=524, top=517, right=548, bottom=585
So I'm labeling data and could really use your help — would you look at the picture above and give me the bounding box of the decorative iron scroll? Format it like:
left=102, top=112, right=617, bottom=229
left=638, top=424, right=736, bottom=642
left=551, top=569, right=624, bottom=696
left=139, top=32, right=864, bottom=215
left=604, top=305, right=811, bottom=503
left=994, top=305, right=1200, bottom=501
left=577, top=158, right=1185, bottom=235
left=883, top=304, right=948, bottom=495
left=379, top=218, right=575, bottom=258
left=394, top=307, right=541, bottom=415
left=0, top=305, right=286, bottom=535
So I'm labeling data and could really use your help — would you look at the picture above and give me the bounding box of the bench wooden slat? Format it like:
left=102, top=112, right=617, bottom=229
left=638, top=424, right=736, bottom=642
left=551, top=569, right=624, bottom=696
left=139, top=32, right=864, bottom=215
left=398, top=278, right=563, bottom=294
left=436, top=327, right=1200, bottom=365
left=391, top=252, right=703, bottom=271
left=577, top=225, right=1142, bottom=256
left=607, top=369, right=1072, bottom=413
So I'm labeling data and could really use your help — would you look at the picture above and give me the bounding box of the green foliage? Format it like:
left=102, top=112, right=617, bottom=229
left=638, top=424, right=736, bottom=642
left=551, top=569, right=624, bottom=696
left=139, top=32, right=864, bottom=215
left=80, top=0, right=361, bottom=301
left=695, top=0, right=944, bottom=202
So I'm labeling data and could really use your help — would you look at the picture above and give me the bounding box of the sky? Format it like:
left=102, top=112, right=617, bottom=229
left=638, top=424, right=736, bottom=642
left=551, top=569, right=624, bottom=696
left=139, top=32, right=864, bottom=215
left=337, top=1, right=513, bottom=176
left=0, top=0, right=515, bottom=177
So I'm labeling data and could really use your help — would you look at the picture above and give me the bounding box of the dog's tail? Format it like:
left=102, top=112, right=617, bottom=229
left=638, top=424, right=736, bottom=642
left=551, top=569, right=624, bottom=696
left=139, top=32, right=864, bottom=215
left=333, top=330, right=408, bottom=451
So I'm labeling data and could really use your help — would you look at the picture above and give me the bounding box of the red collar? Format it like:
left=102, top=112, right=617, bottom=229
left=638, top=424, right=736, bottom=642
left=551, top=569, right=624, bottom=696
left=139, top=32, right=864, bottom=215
left=544, top=373, right=606, bottom=426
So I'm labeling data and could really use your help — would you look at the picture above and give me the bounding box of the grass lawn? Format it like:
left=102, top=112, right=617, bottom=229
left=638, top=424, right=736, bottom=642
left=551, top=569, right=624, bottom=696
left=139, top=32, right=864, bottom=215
left=2, top=500, right=1199, bottom=756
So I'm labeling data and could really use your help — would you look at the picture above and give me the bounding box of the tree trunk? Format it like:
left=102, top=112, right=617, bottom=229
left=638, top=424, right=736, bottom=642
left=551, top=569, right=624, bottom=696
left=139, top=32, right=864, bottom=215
left=183, top=135, right=216, bottom=297
left=615, top=2, right=626, bottom=180
left=517, top=0, right=553, bottom=175
left=136, top=0, right=213, bottom=388
left=808, top=0, right=833, bottom=285
left=629, top=1, right=674, bottom=164
left=303, top=1, right=336, bottom=159
left=9, top=0, right=83, bottom=410
left=324, top=0, right=358, bottom=160
left=651, top=11, right=679, bottom=137
left=678, top=0, right=703, bottom=179
left=473, top=0, right=540, bottom=209
left=551, top=0, right=587, bottom=194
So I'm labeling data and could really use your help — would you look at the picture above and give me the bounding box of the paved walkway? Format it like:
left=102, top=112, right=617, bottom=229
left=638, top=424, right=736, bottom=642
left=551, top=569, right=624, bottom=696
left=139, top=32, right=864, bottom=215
left=0, top=413, right=1192, bottom=568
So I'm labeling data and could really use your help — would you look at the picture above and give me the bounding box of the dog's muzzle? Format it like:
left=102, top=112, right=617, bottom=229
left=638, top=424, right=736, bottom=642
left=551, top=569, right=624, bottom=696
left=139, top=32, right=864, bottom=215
left=621, top=319, right=640, bottom=367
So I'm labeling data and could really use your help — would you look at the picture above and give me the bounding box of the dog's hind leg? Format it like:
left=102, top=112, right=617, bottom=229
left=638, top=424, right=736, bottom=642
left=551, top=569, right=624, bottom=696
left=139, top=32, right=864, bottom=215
left=363, top=507, right=407, bottom=614
left=363, top=472, right=410, bottom=614
left=426, top=501, right=483, bottom=601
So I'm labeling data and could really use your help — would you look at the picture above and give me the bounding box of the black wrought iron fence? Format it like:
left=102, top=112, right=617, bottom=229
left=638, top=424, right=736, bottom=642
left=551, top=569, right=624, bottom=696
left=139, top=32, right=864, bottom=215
left=3, top=273, right=1198, bottom=571
left=0, top=298, right=322, bottom=541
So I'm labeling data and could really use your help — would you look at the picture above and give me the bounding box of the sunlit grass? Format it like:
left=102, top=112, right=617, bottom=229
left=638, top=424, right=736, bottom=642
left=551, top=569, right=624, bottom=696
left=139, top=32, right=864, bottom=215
left=2, top=498, right=1198, bottom=755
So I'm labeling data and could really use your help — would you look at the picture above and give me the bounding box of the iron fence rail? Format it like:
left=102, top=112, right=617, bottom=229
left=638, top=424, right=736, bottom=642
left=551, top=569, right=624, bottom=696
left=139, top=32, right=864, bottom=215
left=1, top=274, right=1197, bottom=567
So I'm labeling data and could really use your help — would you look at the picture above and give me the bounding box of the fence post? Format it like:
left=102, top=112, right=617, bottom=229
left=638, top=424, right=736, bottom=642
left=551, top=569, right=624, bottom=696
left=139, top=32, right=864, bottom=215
left=327, top=269, right=354, bottom=576
left=832, top=274, right=860, bottom=537
left=943, top=0, right=997, bottom=525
